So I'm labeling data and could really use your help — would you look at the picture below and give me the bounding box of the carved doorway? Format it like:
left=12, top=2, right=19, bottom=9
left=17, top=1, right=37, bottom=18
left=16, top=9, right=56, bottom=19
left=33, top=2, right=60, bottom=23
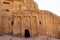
left=24, top=29, right=30, bottom=38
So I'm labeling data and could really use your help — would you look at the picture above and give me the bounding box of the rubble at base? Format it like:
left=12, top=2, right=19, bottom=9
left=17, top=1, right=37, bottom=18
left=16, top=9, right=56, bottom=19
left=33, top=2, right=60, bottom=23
left=0, top=35, right=60, bottom=40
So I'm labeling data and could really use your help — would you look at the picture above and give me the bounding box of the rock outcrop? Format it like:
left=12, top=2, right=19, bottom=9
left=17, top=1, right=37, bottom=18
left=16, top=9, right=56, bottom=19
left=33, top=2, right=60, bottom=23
left=0, top=0, right=60, bottom=39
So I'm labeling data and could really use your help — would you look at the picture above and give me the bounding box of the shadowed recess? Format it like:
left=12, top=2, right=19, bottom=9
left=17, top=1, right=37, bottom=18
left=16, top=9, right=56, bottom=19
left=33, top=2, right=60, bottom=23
left=24, top=29, right=30, bottom=38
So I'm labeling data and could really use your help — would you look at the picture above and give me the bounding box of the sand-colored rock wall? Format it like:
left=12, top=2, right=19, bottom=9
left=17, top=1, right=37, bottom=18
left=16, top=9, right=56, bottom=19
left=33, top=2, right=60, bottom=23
left=0, top=0, right=60, bottom=38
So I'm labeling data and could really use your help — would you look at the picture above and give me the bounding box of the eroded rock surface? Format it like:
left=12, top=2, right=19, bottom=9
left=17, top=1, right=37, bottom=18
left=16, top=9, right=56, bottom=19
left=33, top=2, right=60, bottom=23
left=0, top=35, right=60, bottom=40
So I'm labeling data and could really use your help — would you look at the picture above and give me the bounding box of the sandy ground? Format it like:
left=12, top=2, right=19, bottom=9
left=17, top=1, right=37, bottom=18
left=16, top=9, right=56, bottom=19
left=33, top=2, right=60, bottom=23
left=0, top=35, right=60, bottom=40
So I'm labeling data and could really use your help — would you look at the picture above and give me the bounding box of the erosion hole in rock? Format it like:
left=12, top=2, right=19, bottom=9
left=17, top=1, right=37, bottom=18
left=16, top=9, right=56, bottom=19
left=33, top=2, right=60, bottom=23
left=39, top=21, right=41, bottom=25
left=5, top=9, right=9, bottom=12
left=11, top=21, right=14, bottom=26
left=24, top=29, right=30, bottom=38
left=3, top=2, right=10, bottom=4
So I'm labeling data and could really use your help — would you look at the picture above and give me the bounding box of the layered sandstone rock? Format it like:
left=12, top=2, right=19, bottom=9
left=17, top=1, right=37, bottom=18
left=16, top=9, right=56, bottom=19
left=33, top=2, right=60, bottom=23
left=0, top=0, right=60, bottom=39
left=0, top=0, right=39, bottom=12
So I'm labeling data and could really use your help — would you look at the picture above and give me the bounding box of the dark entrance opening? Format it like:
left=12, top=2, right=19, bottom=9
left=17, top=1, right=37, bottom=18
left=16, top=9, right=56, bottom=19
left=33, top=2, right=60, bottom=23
left=11, top=21, right=14, bottom=26
left=24, top=29, right=30, bottom=38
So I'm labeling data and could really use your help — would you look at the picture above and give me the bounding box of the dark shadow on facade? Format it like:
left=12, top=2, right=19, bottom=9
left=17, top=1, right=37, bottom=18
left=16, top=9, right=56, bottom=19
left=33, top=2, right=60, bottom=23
left=24, top=29, right=30, bottom=38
